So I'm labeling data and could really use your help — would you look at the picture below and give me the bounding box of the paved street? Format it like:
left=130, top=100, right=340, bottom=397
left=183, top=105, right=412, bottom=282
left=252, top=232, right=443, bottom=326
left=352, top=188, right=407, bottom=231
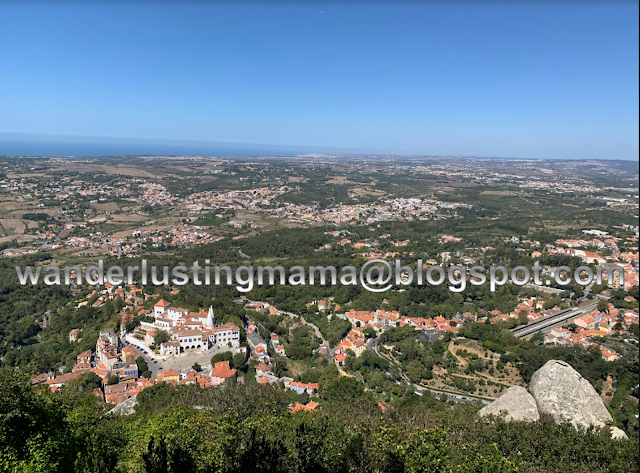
left=159, top=346, right=233, bottom=373
left=122, top=338, right=233, bottom=377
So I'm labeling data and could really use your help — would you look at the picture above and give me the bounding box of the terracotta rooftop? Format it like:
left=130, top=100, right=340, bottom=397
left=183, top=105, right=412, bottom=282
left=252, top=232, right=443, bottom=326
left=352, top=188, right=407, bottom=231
left=210, top=361, right=236, bottom=379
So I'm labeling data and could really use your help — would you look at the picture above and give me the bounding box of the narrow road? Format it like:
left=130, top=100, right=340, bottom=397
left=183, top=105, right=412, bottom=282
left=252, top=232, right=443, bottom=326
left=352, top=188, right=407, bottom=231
left=372, top=342, right=492, bottom=403
left=277, top=308, right=335, bottom=362
left=54, top=205, right=71, bottom=240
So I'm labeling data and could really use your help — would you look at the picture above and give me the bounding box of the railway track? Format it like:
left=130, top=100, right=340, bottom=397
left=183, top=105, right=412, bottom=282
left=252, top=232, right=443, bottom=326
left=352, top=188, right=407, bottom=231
left=510, top=300, right=599, bottom=338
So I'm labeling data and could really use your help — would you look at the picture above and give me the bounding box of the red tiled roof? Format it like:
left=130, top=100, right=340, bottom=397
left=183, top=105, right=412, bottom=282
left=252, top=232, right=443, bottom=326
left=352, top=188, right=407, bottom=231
left=210, top=361, right=236, bottom=379
left=155, top=299, right=171, bottom=308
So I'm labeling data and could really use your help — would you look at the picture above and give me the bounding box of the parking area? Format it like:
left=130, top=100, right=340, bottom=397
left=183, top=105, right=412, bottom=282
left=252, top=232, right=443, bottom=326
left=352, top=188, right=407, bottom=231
left=158, top=347, right=232, bottom=372
left=122, top=335, right=238, bottom=376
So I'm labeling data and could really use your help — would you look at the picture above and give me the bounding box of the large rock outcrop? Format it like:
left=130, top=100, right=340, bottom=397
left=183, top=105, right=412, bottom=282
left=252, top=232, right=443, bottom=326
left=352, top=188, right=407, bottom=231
left=528, top=360, right=612, bottom=429
left=477, top=360, right=626, bottom=440
left=478, top=386, right=540, bottom=422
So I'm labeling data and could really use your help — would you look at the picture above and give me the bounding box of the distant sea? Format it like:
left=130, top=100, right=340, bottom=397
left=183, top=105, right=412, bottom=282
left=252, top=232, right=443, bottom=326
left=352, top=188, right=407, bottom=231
left=1, top=133, right=637, bottom=161
left=0, top=133, right=358, bottom=157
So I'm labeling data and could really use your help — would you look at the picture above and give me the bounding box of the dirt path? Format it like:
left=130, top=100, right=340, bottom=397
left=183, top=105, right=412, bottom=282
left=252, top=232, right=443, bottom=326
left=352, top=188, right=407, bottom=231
left=447, top=340, right=521, bottom=385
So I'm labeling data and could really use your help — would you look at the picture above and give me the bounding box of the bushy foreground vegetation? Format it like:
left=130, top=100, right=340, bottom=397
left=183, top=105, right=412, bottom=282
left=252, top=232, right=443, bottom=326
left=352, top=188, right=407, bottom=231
left=1, top=369, right=637, bottom=473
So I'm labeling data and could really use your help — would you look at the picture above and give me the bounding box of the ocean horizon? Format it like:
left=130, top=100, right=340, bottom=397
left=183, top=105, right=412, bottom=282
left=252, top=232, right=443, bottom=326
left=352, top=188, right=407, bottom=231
left=0, top=133, right=331, bottom=158
left=0, top=133, right=638, bottom=161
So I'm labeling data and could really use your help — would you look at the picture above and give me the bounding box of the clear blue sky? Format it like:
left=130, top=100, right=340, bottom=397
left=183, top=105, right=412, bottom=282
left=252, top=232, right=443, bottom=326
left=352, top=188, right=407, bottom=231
left=1, top=2, right=638, bottom=160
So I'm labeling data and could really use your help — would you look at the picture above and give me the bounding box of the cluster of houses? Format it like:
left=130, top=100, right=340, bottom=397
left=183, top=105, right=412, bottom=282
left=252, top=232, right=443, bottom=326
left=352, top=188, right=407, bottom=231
left=253, top=360, right=320, bottom=402
left=32, top=324, right=245, bottom=406
left=488, top=299, right=557, bottom=324
left=264, top=196, right=469, bottom=226
left=543, top=235, right=639, bottom=290
left=69, top=282, right=152, bottom=311
left=332, top=307, right=469, bottom=365
left=60, top=224, right=226, bottom=257
left=544, top=302, right=639, bottom=360
left=334, top=328, right=367, bottom=365
left=33, top=327, right=151, bottom=405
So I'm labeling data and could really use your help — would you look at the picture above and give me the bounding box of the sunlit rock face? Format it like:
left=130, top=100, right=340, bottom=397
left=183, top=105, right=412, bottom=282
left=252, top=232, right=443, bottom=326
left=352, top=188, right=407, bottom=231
left=478, top=386, right=539, bottom=422
left=478, top=360, right=627, bottom=440
left=528, top=360, right=612, bottom=430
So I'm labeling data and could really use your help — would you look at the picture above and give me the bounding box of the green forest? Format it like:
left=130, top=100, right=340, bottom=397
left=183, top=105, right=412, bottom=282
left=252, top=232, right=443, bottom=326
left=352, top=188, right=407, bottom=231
left=1, top=368, right=638, bottom=473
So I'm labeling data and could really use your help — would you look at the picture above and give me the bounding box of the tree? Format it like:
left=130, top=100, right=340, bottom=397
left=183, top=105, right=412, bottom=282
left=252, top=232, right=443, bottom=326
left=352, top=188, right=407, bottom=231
left=0, top=368, right=72, bottom=468
left=192, top=363, right=202, bottom=372
left=211, top=351, right=233, bottom=366
left=517, top=310, right=529, bottom=325
left=232, top=353, right=246, bottom=370
left=136, top=356, right=149, bottom=374
left=106, top=375, right=119, bottom=386
left=406, top=360, right=426, bottom=383
left=154, top=330, right=170, bottom=346
left=64, top=372, right=102, bottom=393
left=124, top=319, right=138, bottom=333
left=597, top=299, right=610, bottom=313
left=142, top=435, right=169, bottom=473
left=320, top=375, right=369, bottom=402
left=363, top=327, right=376, bottom=338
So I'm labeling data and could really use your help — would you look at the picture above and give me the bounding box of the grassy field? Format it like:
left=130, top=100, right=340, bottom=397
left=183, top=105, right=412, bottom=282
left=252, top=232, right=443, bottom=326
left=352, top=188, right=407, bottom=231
left=193, top=213, right=226, bottom=226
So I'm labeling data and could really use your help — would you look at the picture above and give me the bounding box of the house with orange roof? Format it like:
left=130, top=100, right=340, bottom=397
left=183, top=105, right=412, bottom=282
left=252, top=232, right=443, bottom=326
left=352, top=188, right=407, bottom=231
left=317, top=300, right=330, bottom=311
left=154, top=299, right=171, bottom=317
left=69, top=328, right=81, bottom=342
left=210, top=361, right=236, bottom=386
left=574, top=315, right=596, bottom=330
left=45, top=371, right=86, bottom=391
left=76, top=350, right=92, bottom=365
left=104, top=381, right=140, bottom=405
left=72, top=362, right=92, bottom=372
left=545, top=328, right=572, bottom=345
left=256, top=362, right=271, bottom=376
left=600, top=347, right=621, bottom=361
left=91, top=360, right=111, bottom=379
left=288, top=381, right=319, bottom=395
left=290, top=401, right=319, bottom=412
left=121, top=346, right=139, bottom=365
left=580, top=329, right=608, bottom=339
left=156, top=369, right=180, bottom=385
left=179, top=369, right=209, bottom=386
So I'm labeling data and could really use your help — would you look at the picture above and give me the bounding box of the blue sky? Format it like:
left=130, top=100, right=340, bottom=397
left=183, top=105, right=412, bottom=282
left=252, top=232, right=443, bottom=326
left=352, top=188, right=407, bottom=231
left=1, top=2, right=638, bottom=160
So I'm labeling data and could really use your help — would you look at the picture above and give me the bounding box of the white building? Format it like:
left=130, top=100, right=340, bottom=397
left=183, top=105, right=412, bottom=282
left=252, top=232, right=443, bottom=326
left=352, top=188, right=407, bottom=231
left=209, top=323, right=240, bottom=348
left=154, top=299, right=171, bottom=317
left=166, top=306, right=190, bottom=320
left=172, top=329, right=206, bottom=350
left=96, top=328, right=119, bottom=368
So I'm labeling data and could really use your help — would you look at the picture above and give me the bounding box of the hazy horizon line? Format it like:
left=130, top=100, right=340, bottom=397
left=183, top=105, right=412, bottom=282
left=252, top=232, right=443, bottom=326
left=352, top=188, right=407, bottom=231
left=1, top=131, right=638, bottom=162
